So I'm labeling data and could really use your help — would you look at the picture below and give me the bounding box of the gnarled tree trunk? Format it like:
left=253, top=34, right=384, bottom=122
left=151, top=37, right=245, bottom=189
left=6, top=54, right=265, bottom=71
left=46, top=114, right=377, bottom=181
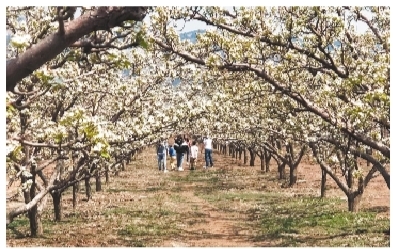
left=51, top=190, right=62, bottom=221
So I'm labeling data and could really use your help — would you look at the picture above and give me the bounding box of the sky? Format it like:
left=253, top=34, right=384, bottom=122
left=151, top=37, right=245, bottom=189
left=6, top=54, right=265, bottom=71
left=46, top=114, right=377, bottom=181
left=143, top=6, right=371, bottom=34
left=70, top=6, right=371, bottom=35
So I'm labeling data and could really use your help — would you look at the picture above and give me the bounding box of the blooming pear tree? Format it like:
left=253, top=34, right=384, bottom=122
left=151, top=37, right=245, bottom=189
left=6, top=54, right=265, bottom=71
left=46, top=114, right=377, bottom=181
left=5, top=6, right=390, bottom=241
left=150, top=6, right=389, bottom=211
left=6, top=8, right=214, bottom=235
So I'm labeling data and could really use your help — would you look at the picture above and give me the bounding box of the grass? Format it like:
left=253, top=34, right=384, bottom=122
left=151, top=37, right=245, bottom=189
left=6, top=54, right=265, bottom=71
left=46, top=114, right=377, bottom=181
left=195, top=188, right=390, bottom=247
left=6, top=148, right=390, bottom=247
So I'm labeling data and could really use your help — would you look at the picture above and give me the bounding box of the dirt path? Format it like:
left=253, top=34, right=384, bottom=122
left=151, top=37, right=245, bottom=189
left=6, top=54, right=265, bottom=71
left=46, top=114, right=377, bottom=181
left=6, top=146, right=390, bottom=247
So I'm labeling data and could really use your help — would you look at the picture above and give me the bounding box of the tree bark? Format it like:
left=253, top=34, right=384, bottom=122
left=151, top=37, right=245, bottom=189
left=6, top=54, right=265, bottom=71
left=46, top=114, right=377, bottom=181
left=85, top=177, right=91, bottom=201
left=95, top=173, right=102, bottom=192
left=289, top=165, right=298, bottom=186
left=105, top=164, right=110, bottom=184
left=243, top=148, right=248, bottom=165
left=264, top=148, right=271, bottom=172
left=51, top=191, right=62, bottom=221
left=6, top=7, right=148, bottom=92
left=121, top=160, right=126, bottom=171
left=321, top=168, right=327, bottom=198
left=249, top=149, right=256, bottom=166
left=73, top=183, right=77, bottom=209
left=28, top=205, right=42, bottom=237
left=260, top=152, right=266, bottom=172
left=347, top=193, right=362, bottom=212
left=279, top=162, right=286, bottom=179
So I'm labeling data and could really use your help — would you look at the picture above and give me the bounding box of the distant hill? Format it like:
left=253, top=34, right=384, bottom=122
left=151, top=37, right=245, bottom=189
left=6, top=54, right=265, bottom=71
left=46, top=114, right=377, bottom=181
left=179, top=29, right=206, bottom=43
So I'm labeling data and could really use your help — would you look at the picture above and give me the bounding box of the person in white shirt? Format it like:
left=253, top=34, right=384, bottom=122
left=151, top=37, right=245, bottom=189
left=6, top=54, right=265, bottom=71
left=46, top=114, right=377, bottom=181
left=202, top=136, right=213, bottom=168
left=189, top=141, right=199, bottom=170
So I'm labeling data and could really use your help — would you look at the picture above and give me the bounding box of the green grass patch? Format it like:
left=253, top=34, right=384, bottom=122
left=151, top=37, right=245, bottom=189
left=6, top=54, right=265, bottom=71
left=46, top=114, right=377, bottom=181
left=117, top=221, right=179, bottom=237
left=253, top=197, right=390, bottom=246
left=6, top=217, right=30, bottom=229
left=169, top=170, right=217, bottom=183
left=194, top=188, right=389, bottom=247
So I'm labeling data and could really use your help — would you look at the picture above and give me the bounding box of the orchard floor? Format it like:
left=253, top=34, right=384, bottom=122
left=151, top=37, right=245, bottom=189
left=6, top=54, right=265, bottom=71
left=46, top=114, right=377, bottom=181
left=6, top=147, right=390, bottom=247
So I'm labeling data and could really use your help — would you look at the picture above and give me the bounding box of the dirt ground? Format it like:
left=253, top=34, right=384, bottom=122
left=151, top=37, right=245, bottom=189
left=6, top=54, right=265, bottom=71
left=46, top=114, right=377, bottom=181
left=6, top=145, right=390, bottom=247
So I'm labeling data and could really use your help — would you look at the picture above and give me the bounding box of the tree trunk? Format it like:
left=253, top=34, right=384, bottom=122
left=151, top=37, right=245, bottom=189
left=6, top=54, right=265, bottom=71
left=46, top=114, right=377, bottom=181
left=28, top=205, right=43, bottom=237
left=121, top=160, right=125, bottom=171
left=85, top=177, right=91, bottom=201
left=249, top=149, right=255, bottom=166
left=95, top=173, right=102, bottom=192
left=73, top=183, right=77, bottom=209
left=279, top=162, right=286, bottom=179
left=243, top=148, right=247, bottom=165
left=260, top=152, right=266, bottom=172
left=289, top=165, right=298, bottom=186
left=264, top=148, right=271, bottom=172
left=52, top=191, right=62, bottom=221
left=28, top=174, right=42, bottom=237
left=366, top=148, right=372, bottom=167
left=105, top=164, right=110, bottom=184
left=321, top=168, right=327, bottom=198
left=347, top=193, right=362, bottom=212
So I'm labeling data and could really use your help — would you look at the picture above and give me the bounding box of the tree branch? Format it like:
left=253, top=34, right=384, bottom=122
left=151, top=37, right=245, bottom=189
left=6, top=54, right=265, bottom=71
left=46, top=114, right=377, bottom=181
left=57, top=7, right=65, bottom=35
left=309, top=142, right=350, bottom=195
left=154, top=39, right=390, bottom=158
left=6, top=161, right=60, bottom=225
left=6, top=6, right=148, bottom=92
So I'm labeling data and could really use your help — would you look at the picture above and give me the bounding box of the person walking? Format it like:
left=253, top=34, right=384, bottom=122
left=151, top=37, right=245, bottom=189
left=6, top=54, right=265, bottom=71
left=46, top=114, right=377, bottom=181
left=189, top=140, right=199, bottom=170
left=168, top=144, right=177, bottom=170
left=156, top=139, right=168, bottom=173
left=173, top=135, right=189, bottom=171
left=202, top=135, right=213, bottom=169
left=185, top=138, right=191, bottom=168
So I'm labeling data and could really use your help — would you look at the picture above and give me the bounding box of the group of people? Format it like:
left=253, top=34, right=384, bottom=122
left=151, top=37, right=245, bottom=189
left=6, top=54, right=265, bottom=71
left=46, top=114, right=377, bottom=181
left=156, top=135, right=214, bottom=172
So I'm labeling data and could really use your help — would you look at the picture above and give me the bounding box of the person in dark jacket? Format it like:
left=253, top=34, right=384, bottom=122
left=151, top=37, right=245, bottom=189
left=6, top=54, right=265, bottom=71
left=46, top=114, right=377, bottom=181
left=173, top=135, right=189, bottom=171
